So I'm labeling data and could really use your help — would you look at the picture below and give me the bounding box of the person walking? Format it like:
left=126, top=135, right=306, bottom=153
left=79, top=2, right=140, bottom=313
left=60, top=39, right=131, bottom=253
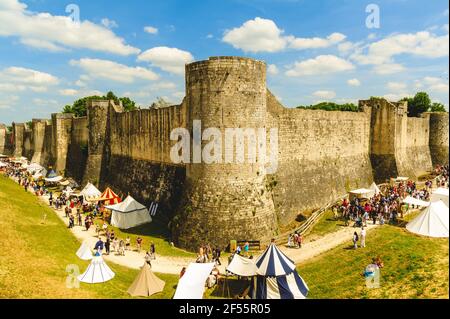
left=150, top=242, right=156, bottom=260
left=105, top=237, right=111, bottom=255
left=352, top=231, right=359, bottom=249
left=360, top=227, right=366, bottom=248
left=136, top=237, right=143, bottom=253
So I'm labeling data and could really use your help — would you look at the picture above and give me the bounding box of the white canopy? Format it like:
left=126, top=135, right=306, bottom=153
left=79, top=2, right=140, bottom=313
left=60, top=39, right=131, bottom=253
left=0, top=162, right=7, bottom=168
left=369, top=182, right=381, bottom=195
left=226, top=254, right=258, bottom=277
left=45, top=176, right=63, bottom=183
left=76, top=241, right=93, bottom=260
left=349, top=188, right=375, bottom=199
left=406, top=200, right=449, bottom=238
left=403, top=196, right=430, bottom=207
left=396, top=177, right=409, bottom=181
left=106, top=195, right=152, bottom=229
left=431, top=188, right=449, bottom=207
left=173, top=263, right=215, bottom=299
left=80, top=183, right=101, bottom=202
left=26, top=162, right=44, bottom=173
left=77, top=256, right=115, bottom=283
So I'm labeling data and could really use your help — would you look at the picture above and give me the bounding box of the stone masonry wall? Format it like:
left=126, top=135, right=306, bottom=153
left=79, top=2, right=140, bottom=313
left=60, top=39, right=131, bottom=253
left=30, top=119, right=49, bottom=164
left=66, top=117, right=89, bottom=183
left=0, top=124, right=6, bottom=155
left=428, top=112, right=449, bottom=166
left=12, top=123, right=25, bottom=157
left=267, top=91, right=373, bottom=225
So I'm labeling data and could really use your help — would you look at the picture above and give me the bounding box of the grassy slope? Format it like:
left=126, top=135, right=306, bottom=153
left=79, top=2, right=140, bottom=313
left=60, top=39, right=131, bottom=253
left=298, top=225, right=449, bottom=299
left=0, top=175, right=178, bottom=299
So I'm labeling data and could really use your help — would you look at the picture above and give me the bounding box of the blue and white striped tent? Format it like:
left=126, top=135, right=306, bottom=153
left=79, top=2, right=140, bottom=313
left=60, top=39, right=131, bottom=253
left=251, top=243, right=309, bottom=299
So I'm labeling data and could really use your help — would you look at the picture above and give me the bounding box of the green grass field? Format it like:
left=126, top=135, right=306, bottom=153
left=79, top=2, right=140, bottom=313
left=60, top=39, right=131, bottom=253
left=0, top=174, right=448, bottom=299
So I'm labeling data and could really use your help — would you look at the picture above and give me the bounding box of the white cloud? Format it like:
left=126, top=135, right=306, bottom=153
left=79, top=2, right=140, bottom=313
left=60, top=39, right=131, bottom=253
left=313, top=90, right=336, bottom=100
left=150, top=82, right=177, bottom=90
left=0, top=0, right=140, bottom=55
left=137, top=47, right=194, bottom=75
left=75, top=80, right=86, bottom=87
left=144, top=26, right=158, bottom=34
left=101, top=18, right=118, bottom=29
left=0, top=66, right=58, bottom=95
left=286, top=55, right=354, bottom=77
left=0, top=95, right=19, bottom=110
left=443, top=24, right=449, bottom=33
left=267, top=64, right=279, bottom=75
left=351, top=31, right=449, bottom=66
left=347, top=78, right=361, bottom=86
left=422, top=76, right=449, bottom=93
left=206, top=34, right=214, bottom=39
left=387, top=82, right=407, bottom=91
left=288, top=32, right=346, bottom=50
left=32, top=98, right=58, bottom=106
left=372, top=63, right=405, bottom=75
left=383, top=92, right=413, bottom=102
left=70, top=58, right=159, bottom=83
left=222, top=17, right=346, bottom=53
left=59, top=89, right=78, bottom=96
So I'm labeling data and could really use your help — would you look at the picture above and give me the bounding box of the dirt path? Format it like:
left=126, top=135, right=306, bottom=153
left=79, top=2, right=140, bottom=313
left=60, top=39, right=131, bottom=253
left=35, top=192, right=224, bottom=275
left=280, top=223, right=379, bottom=264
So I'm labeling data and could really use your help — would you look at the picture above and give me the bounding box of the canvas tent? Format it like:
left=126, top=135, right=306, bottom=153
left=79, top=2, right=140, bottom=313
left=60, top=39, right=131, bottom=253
left=226, top=254, right=258, bottom=277
left=80, top=183, right=101, bottom=202
left=78, top=255, right=115, bottom=283
left=369, top=182, right=381, bottom=195
left=106, top=195, right=151, bottom=229
left=0, top=162, right=7, bottom=168
left=403, top=196, right=430, bottom=207
left=251, top=243, right=309, bottom=299
left=406, top=200, right=449, bottom=238
left=431, top=188, right=449, bottom=207
left=173, top=263, right=215, bottom=299
left=27, top=163, right=43, bottom=174
left=46, top=169, right=58, bottom=178
left=45, top=176, right=63, bottom=183
left=76, top=241, right=93, bottom=260
left=97, top=187, right=121, bottom=205
left=349, top=188, right=374, bottom=200
left=127, top=263, right=165, bottom=297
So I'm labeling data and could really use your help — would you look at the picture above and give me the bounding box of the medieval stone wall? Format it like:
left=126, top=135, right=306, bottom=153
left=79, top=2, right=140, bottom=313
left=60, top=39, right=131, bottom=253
left=428, top=112, right=449, bottom=166
left=267, top=91, right=373, bottom=225
left=66, top=117, right=89, bottom=183
left=0, top=124, right=6, bottom=155
left=2, top=56, right=448, bottom=251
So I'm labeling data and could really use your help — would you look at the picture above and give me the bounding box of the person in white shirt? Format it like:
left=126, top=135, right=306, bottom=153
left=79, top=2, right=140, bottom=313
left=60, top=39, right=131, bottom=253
left=360, top=227, right=367, bottom=248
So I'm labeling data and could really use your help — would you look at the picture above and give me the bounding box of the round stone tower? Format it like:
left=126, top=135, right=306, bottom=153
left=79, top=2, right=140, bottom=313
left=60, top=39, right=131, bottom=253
left=428, top=112, right=449, bottom=166
left=172, top=57, right=278, bottom=251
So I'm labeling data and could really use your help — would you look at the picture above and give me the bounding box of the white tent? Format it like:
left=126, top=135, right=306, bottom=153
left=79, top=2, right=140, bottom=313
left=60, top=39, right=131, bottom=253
left=76, top=241, right=93, bottom=260
left=27, top=163, right=44, bottom=173
left=349, top=188, right=374, bottom=199
left=403, top=196, right=430, bottom=207
left=0, top=162, right=7, bottom=168
left=369, top=182, right=381, bottom=195
left=226, top=254, right=258, bottom=277
left=406, top=200, right=449, bottom=238
left=431, top=188, right=449, bottom=207
left=173, top=263, right=215, bottom=299
left=106, top=195, right=152, bottom=229
left=77, top=255, right=115, bottom=283
left=45, top=176, right=63, bottom=183
left=80, top=183, right=101, bottom=202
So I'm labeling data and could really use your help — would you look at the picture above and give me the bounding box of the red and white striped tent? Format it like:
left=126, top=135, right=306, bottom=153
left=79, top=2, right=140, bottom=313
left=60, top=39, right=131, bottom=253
left=97, top=187, right=122, bottom=205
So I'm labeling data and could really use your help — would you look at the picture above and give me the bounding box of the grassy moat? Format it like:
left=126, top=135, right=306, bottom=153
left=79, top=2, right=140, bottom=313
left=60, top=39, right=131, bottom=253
left=0, top=175, right=448, bottom=299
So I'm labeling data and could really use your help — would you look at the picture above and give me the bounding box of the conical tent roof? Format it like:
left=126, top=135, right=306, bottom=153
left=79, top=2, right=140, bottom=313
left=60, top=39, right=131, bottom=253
left=406, top=200, right=449, bottom=238
left=431, top=188, right=449, bottom=207
left=369, top=182, right=381, bottom=195
left=76, top=241, right=93, bottom=260
left=81, top=183, right=102, bottom=202
left=47, top=170, right=57, bottom=178
left=127, top=263, right=165, bottom=297
left=255, top=243, right=296, bottom=277
left=97, top=187, right=121, bottom=205
left=106, top=195, right=146, bottom=213
left=77, top=256, right=115, bottom=283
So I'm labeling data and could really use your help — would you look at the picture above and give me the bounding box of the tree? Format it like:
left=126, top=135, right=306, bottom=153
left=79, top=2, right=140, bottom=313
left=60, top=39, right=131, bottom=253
left=119, top=97, right=137, bottom=112
left=296, top=102, right=359, bottom=112
left=405, top=92, right=431, bottom=117
left=61, top=91, right=137, bottom=117
left=430, top=102, right=447, bottom=112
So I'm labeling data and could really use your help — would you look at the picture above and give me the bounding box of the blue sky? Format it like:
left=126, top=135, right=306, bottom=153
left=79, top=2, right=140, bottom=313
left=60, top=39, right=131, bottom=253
left=0, top=0, right=448, bottom=123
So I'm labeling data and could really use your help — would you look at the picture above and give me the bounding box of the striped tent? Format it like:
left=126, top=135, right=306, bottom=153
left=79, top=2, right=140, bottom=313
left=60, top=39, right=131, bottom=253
left=251, top=243, right=309, bottom=299
left=97, top=187, right=122, bottom=205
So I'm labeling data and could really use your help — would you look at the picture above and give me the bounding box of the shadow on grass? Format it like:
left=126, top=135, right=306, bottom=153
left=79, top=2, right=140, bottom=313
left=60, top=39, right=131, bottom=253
left=120, top=216, right=171, bottom=241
